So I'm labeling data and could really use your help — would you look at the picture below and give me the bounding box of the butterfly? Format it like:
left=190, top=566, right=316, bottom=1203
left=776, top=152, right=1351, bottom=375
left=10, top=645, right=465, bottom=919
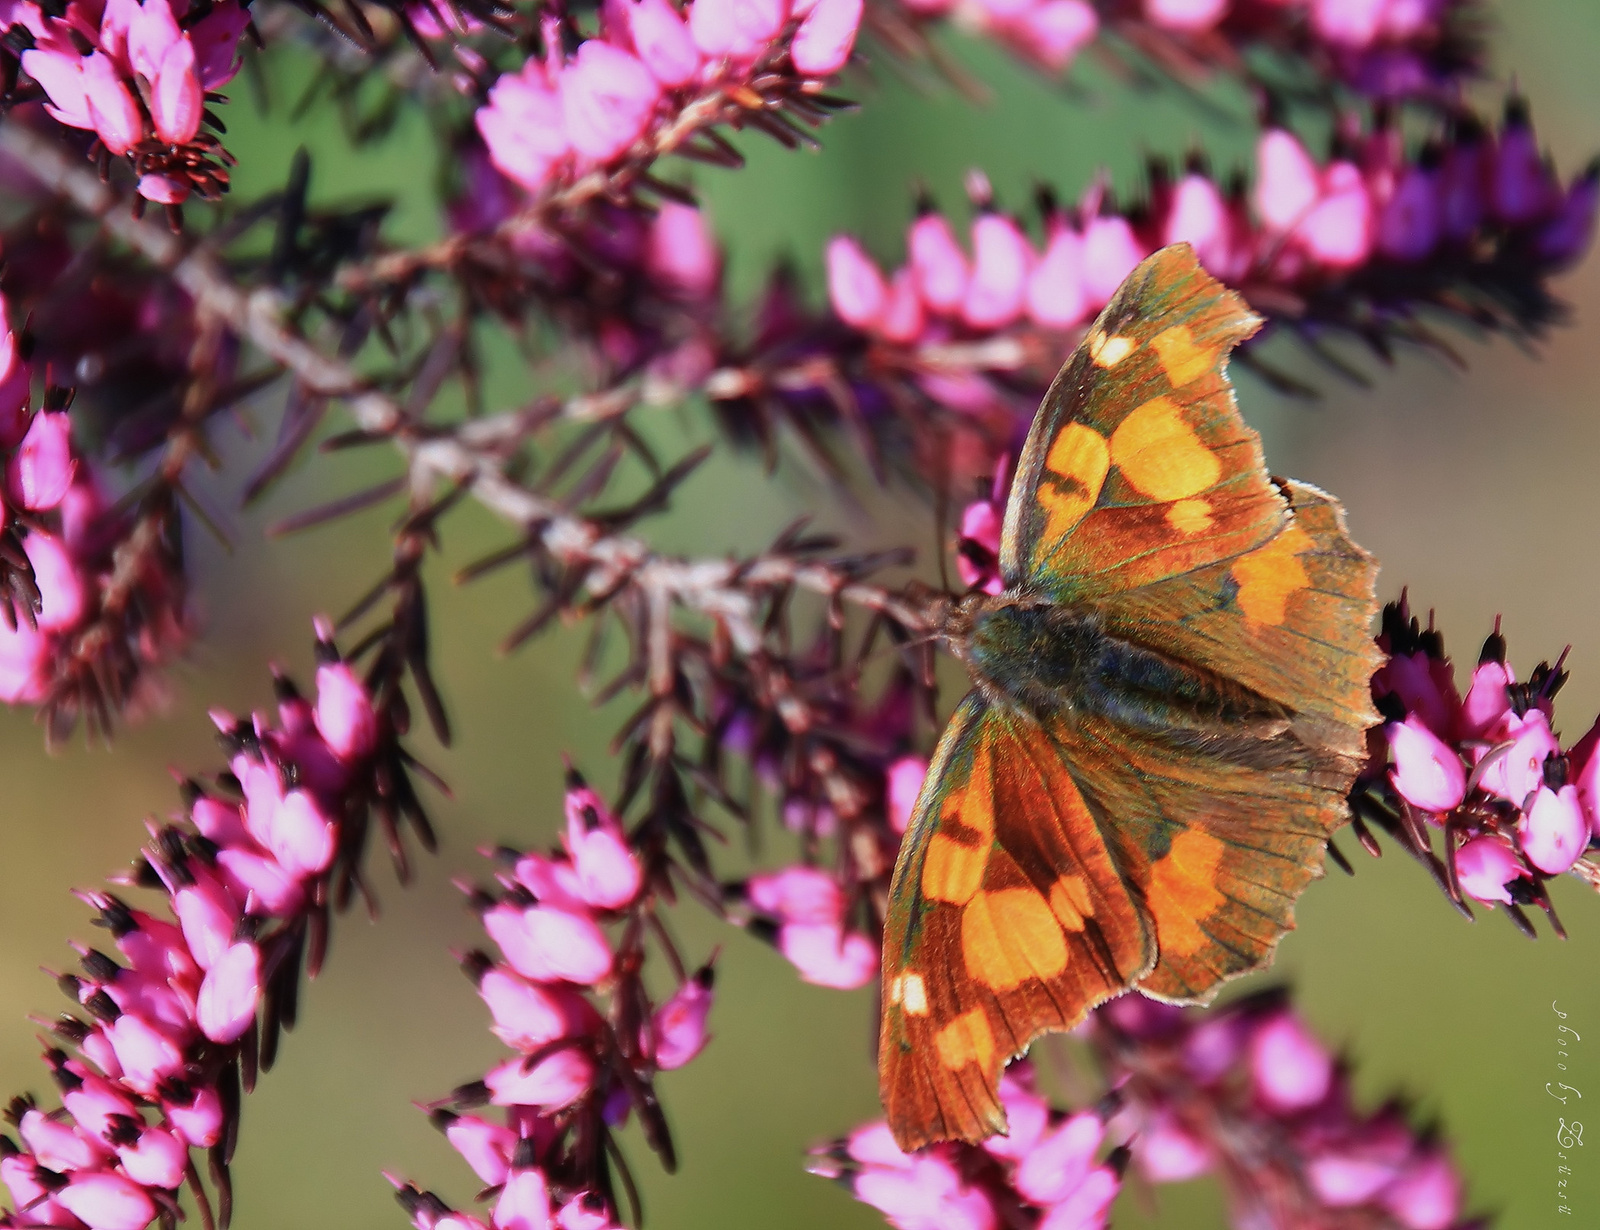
left=878, top=243, right=1381, bottom=1151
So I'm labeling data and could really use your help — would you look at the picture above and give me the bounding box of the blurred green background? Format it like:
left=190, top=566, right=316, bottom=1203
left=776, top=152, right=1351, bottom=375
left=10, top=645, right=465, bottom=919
left=4, top=2, right=1600, bottom=1227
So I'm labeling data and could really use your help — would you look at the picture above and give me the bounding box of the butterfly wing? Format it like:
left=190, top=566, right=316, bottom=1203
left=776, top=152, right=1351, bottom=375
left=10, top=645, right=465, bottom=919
left=879, top=692, right=1152, bottom=1152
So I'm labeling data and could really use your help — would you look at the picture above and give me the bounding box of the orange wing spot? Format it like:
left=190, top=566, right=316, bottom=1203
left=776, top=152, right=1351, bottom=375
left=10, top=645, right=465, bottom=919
left=1035, top=423, right=1110, bottom=553
left=934, top=1007, right=995, bottom=1073
left=962, top=887, right=1069, bottom=990
left=922, top=834, right=988, bottom=904
left=1149, top=830, right=1227, bottom=958
left=1088, top=331, right=1138, bottom=367
left=889, top=972, right=929, bottom=1016
left=1149, top=324, right=1216, bottom=388
left=1231, top=525, right=1313, bottom=625
left=943, top=742, right=997, bottom=842
left=1109, top=396, right=1222, bottom=502
left=1048, top=874, right=1093, bottom=931
left=1165, top=497, right=1214, bottom=536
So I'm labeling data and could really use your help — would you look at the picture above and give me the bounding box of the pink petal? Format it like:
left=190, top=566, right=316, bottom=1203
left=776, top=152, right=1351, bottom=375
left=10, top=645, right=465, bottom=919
left=1081, top=215, right=1147, bottom=308
left=444, top=1114, right=516, bottom=1186
left=1255, top=128, right=1320, bottom=233
left=196, top=940, right=262, bottom=1042
left=314, top=660, right=378, bottom=760
left=58, top=1171, right=157, bottom=1230
left=25, top=531, right=87, bottom=632
left=83, top=51, right=145, bottom=155
left=961, top=213, right=1033, bottom=329
left=492, top=1168, right=552, bottom=1230
left=1519, top=784, right=1587, bottom=875
left=485, top=903, right=614, bottom=985
left=1386, top=715, right=1466, bottom=813
left=559, top=42, right=660, bottom=164
left=1143, top=0, right=1228, bottom=34
left=651, top=969, right=713, bottom=1069
left=1025, top=222, right=1088, bottom=328
left=688, top=0, right=785, bottom=61
left=746, top=865, right=844, bottom=925
left=825, top=236, right=888, bottom=330
left=791, top=0, right=862, bottom=77
left=908, top=212, right=970, bottom=314
left=776, top=921, right=877, bottom=988
left=1015, top=1111, right=1102, bottom=1205
left=9, top=410, right=77, bottom=511
left=485, top=1049, right=596, bottom=1110
left=1249, top=1012, right=1332, bottom=1112
left=885, top=755, right=927, bottom=835
left=626, top=0, right=702, bottom=87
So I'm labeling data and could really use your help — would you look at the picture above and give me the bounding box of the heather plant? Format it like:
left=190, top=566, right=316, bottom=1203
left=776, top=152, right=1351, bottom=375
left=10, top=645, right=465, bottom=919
left=0, top=1, right=1595, bottom=1229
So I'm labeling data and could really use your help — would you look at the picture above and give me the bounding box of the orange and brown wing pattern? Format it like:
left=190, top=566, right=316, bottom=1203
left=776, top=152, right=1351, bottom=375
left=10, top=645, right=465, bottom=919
left=879, top=694, right=1152, bottom=1151
left=998, top=244, right=1280, bottom=601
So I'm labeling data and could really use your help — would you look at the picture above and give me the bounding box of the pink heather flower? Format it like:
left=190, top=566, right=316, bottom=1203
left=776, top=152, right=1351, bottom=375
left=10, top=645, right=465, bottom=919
left=1454, top=835, right=1526, bottom=905
left=162, top=1085, right=222, bottom=1147
left=0, top=615, right=50, bottom=703
left=556, top=1195, right=623, bottom=1230
left=878, top=270, right=926, bottom=344
left=1378, top=160, right=1442, bottom=261
left=1003, top=0, right=1098, bottom=70
left=315, top=660, right=378, bottom=760
left=1312, top=0, right=1385, bottom=47
left=216, top=846, right=305, bottom=916
left=115, top=1125, right=187, bottom=1190
left=1163, top=173, right=1228, bottom=273
left=1015, top=1111, right=1102, bottom=1205
left=826, top=236, right=889, bottom=330
left=196, top=939, right=263, bottom=1043
left=1538, top=164, right=1600, bottom=266
left=1439, top=125, right=1487, bottom=239
left=624, top=0, right=703, bottom=88
left=953, top=212, right=1030, bottom=329
left=492, top=1167, right=552, bottom=1230
left=1038, top=1167, right=1117, bottom=1230
left=1382, top=1150, right=1462, bottom=1230
left=26, top=531, right=88, bottom=633
left=1080, top=215, right=1146, bottom=309
left=484, top=902, right=615, bottom=985
left=1460, top=658, right=1512, bottom=740
left=1297, top=161, right=1373, bottom=268
left=651, top=966, right=714, bottom=1069
left=1376, top=650, right=1461, bottom=741
left=1520, top=783, right=1587, bottom=874
left=646, top=203, right=720, bottom=297
left=1026, top=221, right=1088, bottom=329
left=1477, top=709, right=1560, bottom=807
left=103, top=1013, right=185, bottom=1095
left=190, top=0, right=250, bottom=88
left=792, top=0, right=863, bottom=76
left=885, top=755, right=927, bottom=835
left=479, top=964, right=593, bottom=1051
left=909, top=212, right=970, bottom=315
left=259, top=789, right=337, bottom=878
left=485, top=1048, right=597, bottom=1109
left=443, top=1113, right=517, bottom=1185
left=171, top=870, right=240, bottom=972
left=9, top=411, right=77, bottom=511
left=1387, top=715, right=1466, bottom=813
left=477, top=63, right=570, bottom=194
left=20, top=1108, right=109, bottom=1170
left=1256, top=128, right=1321, bottom=233
left=853, top=1148, right=997, bottom=1230
left=1491, top=101, right=1554, bottom=224
left=1144, top=0, right=1227, bottom=34
left=957, top=497, right=1005, bottom=594
left=23, top=45, right=94, bottom=132
left=1136, top=1110, right=1211, bottom=1182
left=777, top=921, right=877, bottom=988
left=57, top=1170, right=157, bottom=1230
left=565, top=823, right=642, bottom=910
left=82, top=52, right=145, bottom=156
left=1183, top=1013, right=1246, bottom=1082
left=747, top=865, right=844, bottom=924
left=1249, top=1012, right=1333, bottom=1112
left=981, top=1070, right=1049, bottom=1162
left=559, top=42, right=661, bottom=164
left=1308, top=1149, right=1405, bottom=1207
left=688, top=0, right=787, bottom=61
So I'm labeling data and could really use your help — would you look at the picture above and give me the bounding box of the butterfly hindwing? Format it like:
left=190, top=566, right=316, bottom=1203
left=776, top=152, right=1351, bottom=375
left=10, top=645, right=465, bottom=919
left=880, top=693, right=1153, bottom=1152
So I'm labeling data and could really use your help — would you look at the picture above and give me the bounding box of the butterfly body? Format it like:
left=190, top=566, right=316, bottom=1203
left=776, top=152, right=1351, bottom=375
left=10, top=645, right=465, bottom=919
left=880, top=245, right=1381, bottom=1152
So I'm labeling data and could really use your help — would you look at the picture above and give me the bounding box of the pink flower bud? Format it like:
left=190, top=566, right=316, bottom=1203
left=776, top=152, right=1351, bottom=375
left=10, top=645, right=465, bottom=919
left=1382, top=1150, right=1461, bottom=1230
left=846, top=1121, right=912, bottom=1168
left=826, top=236, right=888, bottom=330
left=9, top=411, right=76, bottom=511
left=1007, top=0, right=1098, bottom=70
left=956, top=497, right=1004, bottom=594
left=190, top=1, right=250, bottom=89
left=646, top=202, right=720, bottom=297
left=792, top=0, right=862, bottom=77
left=981, top=1071, right=1048, bottom=1161
left=746, top=865, right=844, bottom=924
left=652, top=968, right=714, bottom=1069
left=197, top=940, right=262, bottom=1042
left=1378, top=162, right=1441, bottom=261
left=315, top=661, right=378, bottom=761
left=776, top=921, right=877, bottom=988
left=21, top=1108, right=111, bottom=1171
left=128, top=0, right=183, bottom=79
left=688, top=0, right=786, bottom=60
left=1439, top=128, right=1487, bottom=240
left=104, top=1013, right=185, bottom=1096
left=1038, top=1166, right=1118, bottom=1230
left=492, top=1168, right=552, bottom=1230
left=58, top=1171, right=157, bottom=1230
left=444, top=1114, right=516, bottom=1186
left=1162, top=174, right=1229, bottom=271
left=1537, top=163, right=1600, bottom=267
left=25, top=531, right=87, bottom=633
left=172, top=871, right=241, bottom=972
left=1249, top=1012, right=1332, bottom=1111
left=1025, top=222, right=1088, bottom=329
left=22, top=47, right=94, bottom=131
left=1308, top=1151, right=1403, bottom=1207
left=1312, top=0, right=1385, bottom=46
left=484, top=903, right=615, bottom=985
left=62, top=1071, right=139, bottom=1140
left=151, top=38, right=202, bottom=145
left=1015, top=1110, right=1102, bottom=1205
left=162, top=1086, right=222, bottom=1148
left=1375, top=650, right=1460, bottom=741
left=1519, top=784, right=1587, bottom=875
left=1460, top=659, right=1512, bottom=740
left=116, top=1125, right=188, bottom=1190
left=878, top=269, right=926, bottom=344
left=480, top=965, right=594, bottom=1051
left=485, top=1048, right=596, bottom=1109
left=1492, top=101, right=1554, bottom=224
left=83, top=52, right=145, bottom=156
left=908, top=212, right=970, bottom=314
left=1298, top=161, right=1372, bottom=268
left=556, top=1195, right=622, bottom=1230
left=1478, top=709, right=1559, bottom=807
left=0, top=614, right=50, bottom=703
left=1255, top=128, right=1320, bottom=233
left=191, top=796, right=249, bottom=849
left=565, top=825, right=642, bottom=910
left=477, top=64, right=570, bottom=194
left=2, top=1153, right=52, bottom=1209
left=1387, top=715, right=1466, bottom=813
left=885, top=755, right=927, bottom=835
left=257, top=789, right=337, bottom=878
left=625, top=0, right=702, bottom=87
left=1081, top=215, right=1147, bottom=309
left=1137, top=1111, right=1211, bottom=1181
left=1143, top=0, right=1226, bottom=33
left=559, top=42, right=660, bottom=164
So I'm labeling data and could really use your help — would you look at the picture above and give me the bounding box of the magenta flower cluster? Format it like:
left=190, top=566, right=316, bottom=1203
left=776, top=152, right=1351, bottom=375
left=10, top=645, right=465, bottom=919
left=390, top=774, right=714, bottom=1230
left=6, top=0, right=248, bottom=203
left=814, top=1063, right=1120, bottom=1230
left=475, top=0, right=863, bottom=199
left=0, top=628, right=385, bottom=1230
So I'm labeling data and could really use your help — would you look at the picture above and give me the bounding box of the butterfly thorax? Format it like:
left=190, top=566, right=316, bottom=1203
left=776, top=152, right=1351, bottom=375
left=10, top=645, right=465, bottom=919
left=949, top=590, right=1299, bottom=744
